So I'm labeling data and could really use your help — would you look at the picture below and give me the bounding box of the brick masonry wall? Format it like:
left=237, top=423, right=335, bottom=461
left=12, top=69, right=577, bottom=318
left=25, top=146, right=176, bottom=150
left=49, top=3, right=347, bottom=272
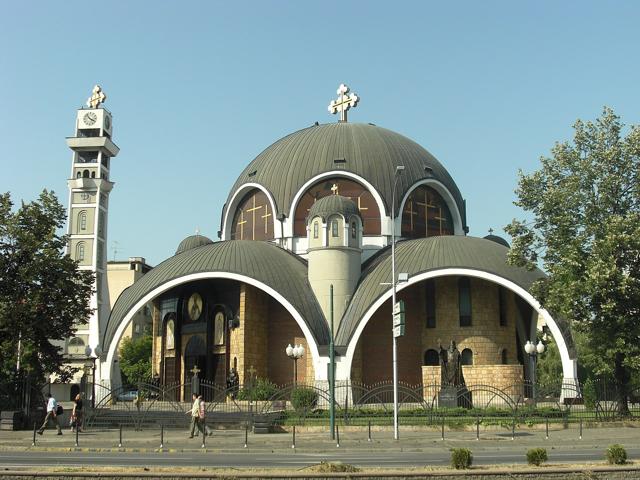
left=355, top=276, right=522, bottom=385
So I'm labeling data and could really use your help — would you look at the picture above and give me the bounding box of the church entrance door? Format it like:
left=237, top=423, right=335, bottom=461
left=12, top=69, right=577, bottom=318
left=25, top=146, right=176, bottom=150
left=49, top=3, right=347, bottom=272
left=184, top=335, right=206, bottom=400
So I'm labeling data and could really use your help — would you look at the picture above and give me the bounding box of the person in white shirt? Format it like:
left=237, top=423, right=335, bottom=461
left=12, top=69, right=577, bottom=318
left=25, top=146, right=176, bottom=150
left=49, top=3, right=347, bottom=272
left=37, top=393, right=62, bottom=435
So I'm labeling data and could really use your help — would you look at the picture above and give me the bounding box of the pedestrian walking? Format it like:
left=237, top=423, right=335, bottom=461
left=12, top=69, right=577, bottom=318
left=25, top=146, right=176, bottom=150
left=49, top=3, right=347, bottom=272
left=37, top=393, right=62, bottom=435
left=187, top=393, right=201, bottom=438
left=198, top=394, right=212, bottom=436
left=71, top=393, right=83, bottom=432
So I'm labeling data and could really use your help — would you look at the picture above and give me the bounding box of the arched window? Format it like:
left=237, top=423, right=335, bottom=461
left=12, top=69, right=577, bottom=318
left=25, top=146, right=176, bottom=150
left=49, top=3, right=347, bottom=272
left=91, top=171, right=96, bottom=178
left=230, top=189, right=274, bottom=241
left=501, top=349, right=508, bottom=365
left=313, top=221, right=319, bottom=239
left=83, top=170, right=90, bottom=178
left=461, top=348, right=473, bottom=366
left=401, top=185, right=454, bottom=238
left=351, top=220, right=357, bottom=239
left=77, top=211, right=87, bottom=232
left=293, top=178, right=380, bottom=236
left=76, top=171, right=81, bottom=178
left=76, top=242, right=85, bottom=262
left=424, top=349, right=439, bottom=366
left=68, top=337, right=85, bottom=355
left=331, top=219, right=339, bottom=237
left=458, top=277, right=472, bottom=326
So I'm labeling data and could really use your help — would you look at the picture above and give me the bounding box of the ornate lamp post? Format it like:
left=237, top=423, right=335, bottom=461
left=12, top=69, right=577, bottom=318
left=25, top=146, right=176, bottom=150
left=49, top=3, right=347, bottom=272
left=391, top=164, right=405, bottom=440
left=524, top=340, right=546, bottom=402
left=285, top=344, right=305, bottom=386
left=84, top=345, right=98, bottom=408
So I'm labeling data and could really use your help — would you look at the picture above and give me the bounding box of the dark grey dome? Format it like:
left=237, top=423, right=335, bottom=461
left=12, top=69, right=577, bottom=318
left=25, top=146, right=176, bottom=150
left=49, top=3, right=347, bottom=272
left=307, top=195, right=360, bottom=222
left=483, top=234, right=510, bottom=248
left=225, top=122, right=466, bottom=226
left=175, top=234, right=214, bottom=255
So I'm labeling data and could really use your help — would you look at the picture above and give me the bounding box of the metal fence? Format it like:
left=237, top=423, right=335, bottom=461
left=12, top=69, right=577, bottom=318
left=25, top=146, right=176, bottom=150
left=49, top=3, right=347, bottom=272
left=79, top=377, right=640, bottom=430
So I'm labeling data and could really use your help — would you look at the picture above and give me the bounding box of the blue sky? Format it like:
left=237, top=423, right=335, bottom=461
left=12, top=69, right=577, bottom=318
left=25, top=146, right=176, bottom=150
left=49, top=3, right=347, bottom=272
left=2, top=1, right=639, bottom=266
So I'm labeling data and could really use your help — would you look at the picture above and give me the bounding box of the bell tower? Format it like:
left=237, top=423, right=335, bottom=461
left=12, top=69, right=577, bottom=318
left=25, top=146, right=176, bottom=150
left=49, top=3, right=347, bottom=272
left=65, top=85, right=120, bottom=359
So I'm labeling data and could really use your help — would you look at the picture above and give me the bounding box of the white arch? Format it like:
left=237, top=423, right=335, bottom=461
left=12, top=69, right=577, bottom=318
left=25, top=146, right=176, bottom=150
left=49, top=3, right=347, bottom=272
left=102, top=272, right=323, bottom=385
left=285, top=171, right=388, bottom=238
left=397, top=179, right=465, bottom=236
left=221, top=183, right=279, bottom=240
left=340, top=268, right=577, bottom=383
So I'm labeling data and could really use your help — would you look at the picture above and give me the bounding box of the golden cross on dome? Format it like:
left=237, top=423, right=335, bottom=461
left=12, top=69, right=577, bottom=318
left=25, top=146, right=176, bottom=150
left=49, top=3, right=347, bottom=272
left=87, top=85, right=107, bottom=108
left=328, top=83, right=359, bottom=122
left=331, top=183, right=339, bottom=195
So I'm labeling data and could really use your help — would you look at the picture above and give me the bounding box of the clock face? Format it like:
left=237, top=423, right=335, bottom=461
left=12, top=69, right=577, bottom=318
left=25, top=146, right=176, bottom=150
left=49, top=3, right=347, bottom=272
left=187, top=292, right=203, bottom=321
left=83, top=112, right=98, bottom=126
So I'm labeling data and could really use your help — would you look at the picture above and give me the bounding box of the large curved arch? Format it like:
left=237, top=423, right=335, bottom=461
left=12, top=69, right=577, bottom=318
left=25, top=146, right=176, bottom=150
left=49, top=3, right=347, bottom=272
left=103, top=271, right=323, bottom=386
left=340, top=268, right=577, bottom=384
left=397, top=179, right=465, bottom=236
left=285, top=171, right=388, bottom=238
left=221, top=183, right=278, bottom=240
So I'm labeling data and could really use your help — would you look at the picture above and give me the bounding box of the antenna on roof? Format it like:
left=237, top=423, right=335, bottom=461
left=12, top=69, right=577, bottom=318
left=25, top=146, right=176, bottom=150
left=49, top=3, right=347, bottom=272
left=111, top=240, right=120, bottom=261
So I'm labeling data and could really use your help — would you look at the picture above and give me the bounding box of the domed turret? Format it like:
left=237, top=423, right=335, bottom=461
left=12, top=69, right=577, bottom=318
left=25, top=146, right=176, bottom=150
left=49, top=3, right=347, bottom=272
left=175, top=234, right=214, bottom=255
left=306, top=193, right=362, bottom=328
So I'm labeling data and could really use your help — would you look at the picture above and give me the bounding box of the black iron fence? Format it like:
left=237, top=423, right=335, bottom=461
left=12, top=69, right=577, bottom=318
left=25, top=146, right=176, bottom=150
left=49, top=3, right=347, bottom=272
left=78, top=377, right=640, bottom=430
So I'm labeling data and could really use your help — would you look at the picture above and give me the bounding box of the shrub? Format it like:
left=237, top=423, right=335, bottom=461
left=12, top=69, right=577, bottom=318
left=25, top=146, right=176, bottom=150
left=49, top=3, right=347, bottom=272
left=526, top=448, right=548, bottom=466
left=236, top=378, right=278, bottom=401
left=450, top=448, right=473, bottom=469
left=314, top=461, right=359, bottom=473
left=605, top=444, right=627, bottom=465
left=290, top=387, right=318, bottom=412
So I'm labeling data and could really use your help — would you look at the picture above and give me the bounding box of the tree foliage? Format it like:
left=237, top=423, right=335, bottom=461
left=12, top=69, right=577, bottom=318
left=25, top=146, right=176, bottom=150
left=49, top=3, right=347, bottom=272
left=118, top=334, right=152, bottom=385
left=0, top=190, right=93, bottom=381
left=505, top=108, right=640, bottom=411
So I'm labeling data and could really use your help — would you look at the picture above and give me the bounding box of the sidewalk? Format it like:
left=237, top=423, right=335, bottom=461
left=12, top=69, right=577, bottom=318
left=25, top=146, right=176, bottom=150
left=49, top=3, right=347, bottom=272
left=3, top=423, right=639, bottom=454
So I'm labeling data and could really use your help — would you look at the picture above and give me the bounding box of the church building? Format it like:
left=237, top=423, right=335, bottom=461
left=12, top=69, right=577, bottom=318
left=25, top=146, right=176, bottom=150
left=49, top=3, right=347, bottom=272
left=66, top=85, right=579, bottom=399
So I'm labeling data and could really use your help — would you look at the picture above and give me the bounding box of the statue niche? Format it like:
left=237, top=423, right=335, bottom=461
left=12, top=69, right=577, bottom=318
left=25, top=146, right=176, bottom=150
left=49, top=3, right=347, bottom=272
left=437, top=340, right=472, bottom=408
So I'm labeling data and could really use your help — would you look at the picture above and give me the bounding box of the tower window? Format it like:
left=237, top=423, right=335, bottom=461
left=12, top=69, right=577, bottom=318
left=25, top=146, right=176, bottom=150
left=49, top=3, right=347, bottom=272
left=76, top=242, right=85, bottom=261
left=83, top=170, right=90, bottom=178
left=351, top=221, right=357, bottom=239
left=76, top=171, right=81, bottom=178
left=91, top=171, right=96, bottom=178
left=461, top=348, right=473, bottom=365
left=77, top=152, right=98, bottom=164
left=425, top=279, right=436, bottom=328
left=313, top=222, right=318, bottom=239
left=78, top=211, right=87, bottom=232
left=331, top=220, right=338, bottom=237
left=458, top=277, right=472, bottom=326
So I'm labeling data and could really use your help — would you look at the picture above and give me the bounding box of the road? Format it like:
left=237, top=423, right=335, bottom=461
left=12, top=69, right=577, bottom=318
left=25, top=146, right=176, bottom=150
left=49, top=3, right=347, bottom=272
left=2, top=447, right=639, bottom=469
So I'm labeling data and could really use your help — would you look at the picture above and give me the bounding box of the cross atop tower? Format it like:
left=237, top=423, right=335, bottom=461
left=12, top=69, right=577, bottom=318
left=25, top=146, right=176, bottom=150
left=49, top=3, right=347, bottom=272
left=328, top=83, right=359, bottom=122
left=87, top=85, right=107, bottom=109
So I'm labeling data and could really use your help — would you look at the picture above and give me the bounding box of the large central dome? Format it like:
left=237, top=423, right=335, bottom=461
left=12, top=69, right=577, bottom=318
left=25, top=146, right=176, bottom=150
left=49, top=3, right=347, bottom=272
left=224, top=122, right=465, bottom=222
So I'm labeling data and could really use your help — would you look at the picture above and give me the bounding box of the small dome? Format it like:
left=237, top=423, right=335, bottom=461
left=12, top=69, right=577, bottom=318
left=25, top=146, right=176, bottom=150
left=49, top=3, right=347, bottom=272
left=175, top=234, right=214, bottom=255
left=483, top=234, right=510, bottom=248
left=307, top=195, right=360, bottom=223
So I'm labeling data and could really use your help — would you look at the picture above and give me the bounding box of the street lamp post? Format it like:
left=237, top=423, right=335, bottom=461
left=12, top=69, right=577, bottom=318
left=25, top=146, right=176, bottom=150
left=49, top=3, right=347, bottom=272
left=285, top=344, right=305, bottom=386
left=84, top=346, right=97, bottom=408
left=524, top=340, right=546, bottom=403
left=391, top=165, right=405, bottom=441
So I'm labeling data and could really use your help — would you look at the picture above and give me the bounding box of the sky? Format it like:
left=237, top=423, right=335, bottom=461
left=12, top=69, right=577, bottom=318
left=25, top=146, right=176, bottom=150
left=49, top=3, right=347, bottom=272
left=1, top=1, right=639, bottom=266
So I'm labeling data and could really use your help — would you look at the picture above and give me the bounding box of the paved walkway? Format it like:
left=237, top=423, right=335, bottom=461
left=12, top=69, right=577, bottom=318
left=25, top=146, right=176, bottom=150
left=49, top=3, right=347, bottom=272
left=3, top=423, right=639, bottom=454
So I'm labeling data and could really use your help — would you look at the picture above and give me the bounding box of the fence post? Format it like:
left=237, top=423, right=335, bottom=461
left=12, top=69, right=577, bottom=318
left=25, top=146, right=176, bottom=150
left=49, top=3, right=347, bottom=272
left=244, top=424, right=248, bottom=448
left=119, top=424, right=122, bottom=448
left=336, top=424, right=340, bottom=448
left=511, top=416, right=515, bottom=440
left=579, top=418, right=583, bottom=440
left=32, top=422, right=36, bottom=446
left=75, top=425, right=79, bottom=447
left=292, top=425, right=296, bottom=449
left=367, top=420, right=371, bottom=442
left=476, top=416, right=480, bottom=440
left=441, top=415, right=445, bottom=441
left=545, top=417, right=549, bottom=440
left=160, top=424, right=164, bottom=448
left=201, top=419, right=206, bottom=449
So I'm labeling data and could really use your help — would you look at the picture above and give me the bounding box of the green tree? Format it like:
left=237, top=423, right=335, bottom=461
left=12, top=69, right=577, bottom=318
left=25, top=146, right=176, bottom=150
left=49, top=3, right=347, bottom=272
left=0, top=190, right=93, bottom=381
left=118, top=334, right=152, bottom=385
left=505, top=108, right=640, bottom=415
